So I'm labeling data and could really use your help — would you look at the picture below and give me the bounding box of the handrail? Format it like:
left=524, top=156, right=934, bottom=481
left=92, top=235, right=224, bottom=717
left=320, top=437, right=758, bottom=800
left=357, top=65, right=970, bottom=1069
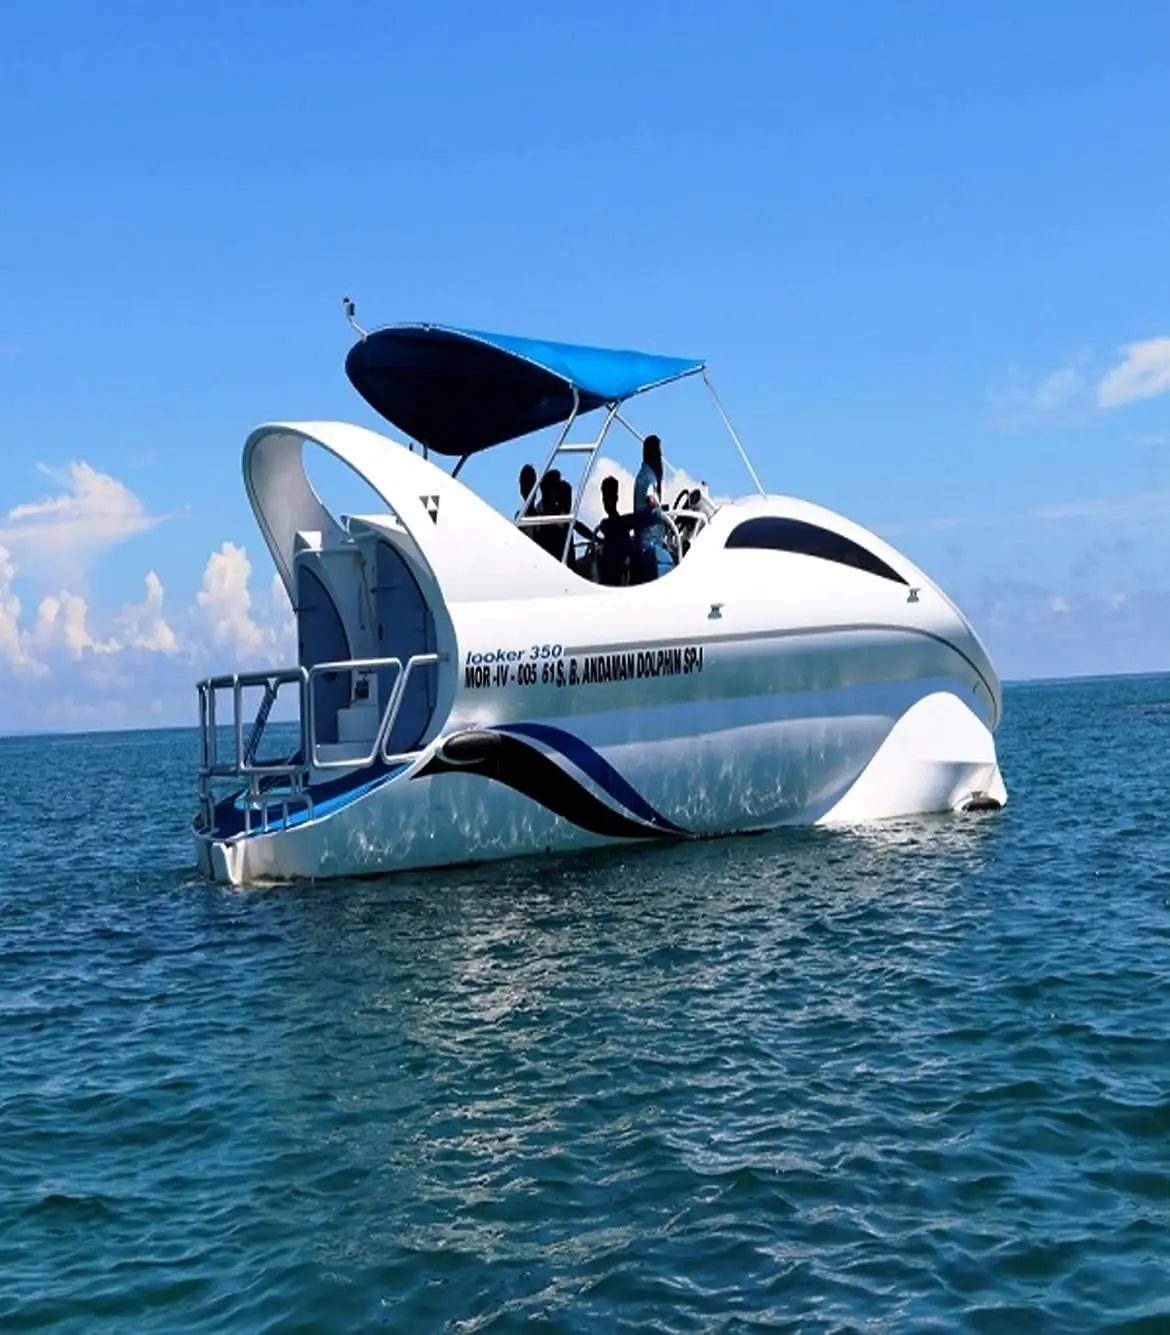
left=667, top=507, right=711, bottom=551
left=307, top=651, right=445, bottom=771
left=307, top=654, right=401, bottom=771
left=197, top=667, right=308, bottom=777
left=378, top=653, right=442, bottom=763
left=197, top=653, right=446, bottom=840
left=515, top=513, right=588, bottom=527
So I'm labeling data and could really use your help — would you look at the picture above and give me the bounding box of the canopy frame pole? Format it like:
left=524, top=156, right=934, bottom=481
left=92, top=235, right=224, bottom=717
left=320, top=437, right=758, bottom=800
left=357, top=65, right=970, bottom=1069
left=451, top=453, right=470, bottom=480
left=559, top=402, right=620, bottom=564
left=612, top=409, right=686, bottom=490
left=516, top=388, right=581, bottom=525
left=613, top=410, right=644, bottom=444
left=702, top=369, right=765, bottom=496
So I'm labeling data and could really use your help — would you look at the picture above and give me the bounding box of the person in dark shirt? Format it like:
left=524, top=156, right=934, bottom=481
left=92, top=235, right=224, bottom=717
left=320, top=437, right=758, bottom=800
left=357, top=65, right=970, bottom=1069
left=518, top=463, right=537, bottom=514
left=516, top=463, right=540, bottom=540
left=596, top=476, right=634, bottom=586
left=533, top=469, right=565, bottom=557
left=556, top=477, right=577, bottom=568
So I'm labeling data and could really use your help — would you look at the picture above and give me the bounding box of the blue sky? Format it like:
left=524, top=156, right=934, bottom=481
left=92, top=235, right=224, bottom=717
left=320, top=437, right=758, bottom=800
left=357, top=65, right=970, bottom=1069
left=2, top=1, right=1169, bottom=729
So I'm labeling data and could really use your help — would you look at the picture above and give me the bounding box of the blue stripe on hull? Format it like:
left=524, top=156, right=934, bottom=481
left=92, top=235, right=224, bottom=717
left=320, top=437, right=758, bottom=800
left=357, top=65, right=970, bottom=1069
left=496, top=722, right=685, bottom=834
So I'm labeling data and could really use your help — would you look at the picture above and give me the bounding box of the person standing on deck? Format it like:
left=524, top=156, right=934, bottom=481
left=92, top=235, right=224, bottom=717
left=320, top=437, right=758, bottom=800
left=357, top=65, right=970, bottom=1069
left=632, top=434, right=672, bottom=583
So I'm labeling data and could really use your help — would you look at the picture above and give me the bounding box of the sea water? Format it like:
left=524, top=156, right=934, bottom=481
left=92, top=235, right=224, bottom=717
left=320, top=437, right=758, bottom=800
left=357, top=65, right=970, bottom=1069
left=1, top=675, right=1168, bottom=1331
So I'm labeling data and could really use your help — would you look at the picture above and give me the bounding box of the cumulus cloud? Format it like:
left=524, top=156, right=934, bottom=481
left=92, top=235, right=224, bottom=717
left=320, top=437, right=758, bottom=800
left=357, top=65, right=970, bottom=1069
left=195, top=541, right=275, bottom=662
left=0, top=461, right=162, bottom=583
left=0, top=537, right=299, bottom=729
left=1097, top=337, right=1170, bottom=408
left=117, top=571, right=179, bottom=654
left=268, top=571, right=296, bottom=655
left=34, top=589, right=113, bottom=657
left=0, top=544, right=43, bottom=677
left=32, top=572, right=178, bottom=659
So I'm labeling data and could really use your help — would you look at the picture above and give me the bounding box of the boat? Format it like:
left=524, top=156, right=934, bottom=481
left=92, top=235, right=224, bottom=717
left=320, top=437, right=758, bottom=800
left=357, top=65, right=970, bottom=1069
left=194, top=317, right=1007, bottom=885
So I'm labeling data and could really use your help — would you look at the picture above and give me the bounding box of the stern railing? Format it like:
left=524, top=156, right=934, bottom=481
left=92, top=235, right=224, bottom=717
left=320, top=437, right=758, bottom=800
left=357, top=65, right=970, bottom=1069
left=196, top=651, right=444, bottom=835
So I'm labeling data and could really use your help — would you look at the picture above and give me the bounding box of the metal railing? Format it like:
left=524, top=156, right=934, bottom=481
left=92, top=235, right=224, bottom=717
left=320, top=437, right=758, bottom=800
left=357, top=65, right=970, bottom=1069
left=196, top=651, right=444, bottom=834
left=306, top=652, right=442, bottom=770
left=198, top=666, right=309, bottom=779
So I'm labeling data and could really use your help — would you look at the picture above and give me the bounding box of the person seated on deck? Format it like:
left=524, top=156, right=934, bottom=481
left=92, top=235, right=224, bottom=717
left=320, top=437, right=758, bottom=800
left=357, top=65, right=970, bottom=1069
left=557, top=477, right=578, bottom=570
left=632, top=434, right=673, bottom=583
left=516, top=463, right=544, bottom=543
left=596, top=476, right=634, bottom=586
left=534, top=469, right=566, bottom=558
left=516, top=463, right=539, bottom=525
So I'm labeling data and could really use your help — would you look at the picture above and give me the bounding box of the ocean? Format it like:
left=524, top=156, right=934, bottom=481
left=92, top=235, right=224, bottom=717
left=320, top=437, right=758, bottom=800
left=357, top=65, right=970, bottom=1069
left=1, top=674, right=1168, bottom=1332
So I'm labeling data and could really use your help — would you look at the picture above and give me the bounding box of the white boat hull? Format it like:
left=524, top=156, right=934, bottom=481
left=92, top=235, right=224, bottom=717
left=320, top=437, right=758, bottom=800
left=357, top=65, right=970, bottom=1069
left=194, top=420, right=1008, bottom=886
left=196, top=677, right=1005, bottom=886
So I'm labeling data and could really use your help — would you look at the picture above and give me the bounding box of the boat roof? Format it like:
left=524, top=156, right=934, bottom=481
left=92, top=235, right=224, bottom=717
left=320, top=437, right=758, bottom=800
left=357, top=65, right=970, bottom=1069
left=345, top=323, right=704, bottom=456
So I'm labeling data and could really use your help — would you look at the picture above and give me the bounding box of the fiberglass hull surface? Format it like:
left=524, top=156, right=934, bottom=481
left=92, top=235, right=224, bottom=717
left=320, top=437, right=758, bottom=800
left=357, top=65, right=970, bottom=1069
left=197, top=643, right=1006, bottom=886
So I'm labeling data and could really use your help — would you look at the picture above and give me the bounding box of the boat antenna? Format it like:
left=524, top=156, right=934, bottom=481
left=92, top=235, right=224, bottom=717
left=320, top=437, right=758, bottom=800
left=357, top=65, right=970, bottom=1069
left=342, top=294, right=367, bottom=341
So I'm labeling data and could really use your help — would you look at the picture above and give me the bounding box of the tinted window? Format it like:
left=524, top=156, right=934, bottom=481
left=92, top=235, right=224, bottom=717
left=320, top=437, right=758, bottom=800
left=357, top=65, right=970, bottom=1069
left=725, top=517, right=906, bottom=585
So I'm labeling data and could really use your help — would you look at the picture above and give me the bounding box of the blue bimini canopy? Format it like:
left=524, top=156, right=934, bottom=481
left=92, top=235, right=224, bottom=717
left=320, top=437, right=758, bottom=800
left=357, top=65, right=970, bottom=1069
left=345, top=323, right=704, bottom=456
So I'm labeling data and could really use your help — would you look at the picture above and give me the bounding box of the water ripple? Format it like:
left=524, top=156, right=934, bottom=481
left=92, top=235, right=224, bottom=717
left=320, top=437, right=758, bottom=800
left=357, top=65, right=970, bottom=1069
left=2, top=679, right=1170, bottom=1330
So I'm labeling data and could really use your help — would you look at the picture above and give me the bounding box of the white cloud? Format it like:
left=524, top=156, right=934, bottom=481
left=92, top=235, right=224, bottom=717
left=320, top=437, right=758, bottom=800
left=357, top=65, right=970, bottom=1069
left=34, top=589, right=114, bottom=657
left=0, top=461, right=161, bottom=582
left=268, top=571, right=296, bottom=655
left=1032, top=366, right=1081, bottom=413
left=117, top=571, right=179, bottom=654
left=988, top=355, right=1092, bottom=427
left=33, top=573, right=178, bottom=659
left=195, top=541, right=274, bottom=662
left=0, top=538, right=296, bottom=729
left=579, top=457, right=636, bottom=527
left=1097, top=337, right=1170, bottom=408
left=0, top=544, right=43, bottom=678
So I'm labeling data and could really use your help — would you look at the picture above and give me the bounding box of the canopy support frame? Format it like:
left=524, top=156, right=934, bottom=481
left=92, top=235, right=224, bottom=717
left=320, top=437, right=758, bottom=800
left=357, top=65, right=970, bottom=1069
left=516, top=387, right=580, bottom=527
left=558, top=402, right=620, bottom=564
left=702, top=369, right=765, bottom=496
left=514, top=394, right=625, bottom=567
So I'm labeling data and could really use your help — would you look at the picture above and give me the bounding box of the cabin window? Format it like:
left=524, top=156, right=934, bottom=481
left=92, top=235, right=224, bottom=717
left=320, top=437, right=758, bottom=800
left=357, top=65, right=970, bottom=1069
left=725, top=517, right=907, bottom=585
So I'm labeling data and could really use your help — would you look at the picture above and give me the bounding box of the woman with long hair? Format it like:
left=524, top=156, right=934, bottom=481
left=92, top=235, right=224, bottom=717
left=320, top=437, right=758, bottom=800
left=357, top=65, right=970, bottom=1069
left=632, top=434, right=673, bottom=583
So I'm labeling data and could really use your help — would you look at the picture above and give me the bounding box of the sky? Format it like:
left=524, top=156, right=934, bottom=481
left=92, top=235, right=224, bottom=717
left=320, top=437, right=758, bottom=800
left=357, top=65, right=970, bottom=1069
left=1, top=0, right=1169, bottom=732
